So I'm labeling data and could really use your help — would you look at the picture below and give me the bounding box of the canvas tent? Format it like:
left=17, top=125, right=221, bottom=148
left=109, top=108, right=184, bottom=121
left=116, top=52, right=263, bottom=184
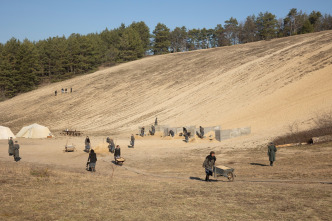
left=0, top=126, right=16, bottom=140
left=16, top=123, right=52, bottom=138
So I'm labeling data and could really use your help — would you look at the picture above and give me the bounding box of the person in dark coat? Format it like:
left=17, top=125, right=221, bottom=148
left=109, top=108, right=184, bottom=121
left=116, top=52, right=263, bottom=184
left=169, top=130, right=174, bottom=137
left=149, top=125, right=155, bottom=136
left=200, top=126, right=204, bottom=137
left=55, top=90, right=57, bottom=96
left=140, top=127, right=145, bottom=137
left=155, top=117, right=158, bottom=126
left=85, top=136, right=91, bottom=152
left=202, top=151, right=216, bottom=181
left=87, top=149, right=97, bottom=172
left=8, top=137, right=14, bottom=156
left=70, top=88, right=73, bottom=93
left=109, top=139, right=115, bottom=153
left=13, top=141, right=21, bottom=162
left=114, top=145, right=121, bottom=160
left=130, top=135, right=135, bottom=148
left=183, top=127, right=188, bottom=135
left=268, top=142, right=277, bottom=166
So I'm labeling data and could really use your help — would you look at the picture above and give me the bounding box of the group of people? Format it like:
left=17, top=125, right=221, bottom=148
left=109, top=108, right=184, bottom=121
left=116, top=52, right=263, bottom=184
left=7, top=137, right=21, bottom=162
left=54, top=88, right=73, bottom=96
left=202, top=142, right=278, bottom=182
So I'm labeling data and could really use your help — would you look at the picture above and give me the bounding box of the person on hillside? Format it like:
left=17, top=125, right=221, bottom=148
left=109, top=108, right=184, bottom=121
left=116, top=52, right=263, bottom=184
left=55, top=90, right=57, bottom=96
left=268, top=142, right=277, bottom=166
left=130, top=135, right=135, bottom=148
left=13, top=141, right=21, bottom=162
left=155, top=117, right=158, bottom=126
left=203, top=151, right=216, bottom=182
left=149, top=125, right=155, bottom=136
left=114, top=145, right=121, bottom=160
left=140, top=127, right=145, bottom=137
left=87, top=149, right=97, bottom=172
left=61, top=88, right=64, bottom=94
left=70, top=88, right=73, bottom=93
left=8, top=137, right=14, bottom=156
left=65, top=88, right=67, bottom=93
left=109, top=139, right=115, bottom=153
left=106, top=137, right=111, bottom=144
left=169, top=130, right=175, bottom=137
left=183, top=127, right=188, bottom=135
left=85, top=136, right=91, bottom=152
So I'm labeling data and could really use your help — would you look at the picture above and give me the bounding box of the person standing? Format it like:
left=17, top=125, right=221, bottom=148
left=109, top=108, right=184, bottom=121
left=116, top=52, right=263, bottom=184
left=8, top=137, right=14, bottom=156
left=85, top=136, right=91, bottom=152
left=114, top=145, right=121, bottom=160
left=268, top=142, right=277, bottom=166
left=55, top=90, right=57, bottom=96
left=155, top=117, right=158, bottom=126
left=200, top=126, right=205, bottom=138
left=149, top=125, right=155, bottom=136
left=140, top=127, right=145, bottom=137
left=13, top=141, right=21, bottom=162
left=202, top=151, right=216, bottom=182
left=87, top=149, right=97, bottom=172
left=130, top=134, right=135, bottom=148
left=109, top=139, right=115, bottom=153
left=70, top=88, right=73, bottom=93
left=61, top=88, right=64, bottom=94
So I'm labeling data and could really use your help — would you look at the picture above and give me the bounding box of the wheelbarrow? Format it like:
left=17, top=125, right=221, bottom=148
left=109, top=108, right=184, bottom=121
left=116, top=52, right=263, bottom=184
left=115, top=157, right=125, bottom=165
left=213, top=165, right=235, bottom=182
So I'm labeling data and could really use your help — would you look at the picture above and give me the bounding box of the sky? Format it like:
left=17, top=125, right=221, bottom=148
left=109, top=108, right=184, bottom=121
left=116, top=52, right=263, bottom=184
left=0, top=0, right=332, bottom=43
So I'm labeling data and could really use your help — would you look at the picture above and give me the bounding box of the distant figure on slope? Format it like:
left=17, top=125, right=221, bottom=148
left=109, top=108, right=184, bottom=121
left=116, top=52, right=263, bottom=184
left=202, top=151, right=216, bottom=182
left=65, top=88, right=67, bottom=93
left=61, top=88, right=64, bottom=94
left=196, top=126, right=205, bottom=139
left=55, top=90, right=57, bottom=96
left=85, top=136, right=91, bottom=152
left=106, top=137, right=111, bottom=144
left=168, top=130, right=175, bottom=137
left=87, top=149, right=97, bottom=172
left=155, top=117, right=158, bottom=126
left=183, top=127, right=188, bottom=135
left=140, top=127, right=145, bottom=137
left=13, top=141, right=21, bottom=162
left=130, top=134, right=135, bottom=148
left=114, top=145, right=121, bottom=161
left=183, top=127, right=189, bottom=142
left=70, top=88, right=73, bottom=93
left=149, top=125, right=155, bottom=136
left=268, top=142, right=277, bottom=166
left=8, top=137, right=14, bottom=156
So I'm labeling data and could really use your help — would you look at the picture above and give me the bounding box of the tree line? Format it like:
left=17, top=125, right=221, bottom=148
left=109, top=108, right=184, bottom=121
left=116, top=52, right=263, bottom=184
left=1, top=8, right=331, bottom=100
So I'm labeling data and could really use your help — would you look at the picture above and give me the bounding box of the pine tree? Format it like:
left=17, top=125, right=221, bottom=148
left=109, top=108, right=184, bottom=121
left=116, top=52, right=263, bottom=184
left=152, top=23, right=171, bottom=55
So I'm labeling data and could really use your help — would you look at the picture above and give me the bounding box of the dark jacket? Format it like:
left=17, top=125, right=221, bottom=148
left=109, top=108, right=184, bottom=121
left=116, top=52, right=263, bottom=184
left=203, top=155, right=216, bottom=171
left=88, top=152, right=97, bottom=163
left=114, top=147, right=121, bottom=157
left=268, top=145, right=277, bottom=161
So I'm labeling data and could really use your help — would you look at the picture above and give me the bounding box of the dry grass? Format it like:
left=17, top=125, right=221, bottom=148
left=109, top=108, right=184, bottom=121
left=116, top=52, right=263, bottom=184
left=0, top=143, right=331, bottom=221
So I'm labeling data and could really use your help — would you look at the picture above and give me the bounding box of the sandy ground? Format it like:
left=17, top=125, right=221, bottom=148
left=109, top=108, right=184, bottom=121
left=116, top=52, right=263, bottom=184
left=0, top=136, right=331, bottom=220
left=0, top=31, right=332, bottom=146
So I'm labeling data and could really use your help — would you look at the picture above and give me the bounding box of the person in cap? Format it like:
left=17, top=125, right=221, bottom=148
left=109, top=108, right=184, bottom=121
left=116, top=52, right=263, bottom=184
left=8, top=137, right=14, bottom=156
left=202, top=151, right=216, bottom=181
left=268, top=142, right=277, bottom=166
left=13, top=141, right=21, bottom=162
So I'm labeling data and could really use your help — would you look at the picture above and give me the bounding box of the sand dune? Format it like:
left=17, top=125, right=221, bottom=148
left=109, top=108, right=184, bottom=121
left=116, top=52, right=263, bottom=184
left=0, top=31, right=332, bottom=144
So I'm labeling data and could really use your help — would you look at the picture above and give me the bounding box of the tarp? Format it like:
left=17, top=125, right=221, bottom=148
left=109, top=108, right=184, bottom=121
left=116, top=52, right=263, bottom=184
left=16, top=123, right=52, bottom=138
left=0, top=126, right=16, bottom=140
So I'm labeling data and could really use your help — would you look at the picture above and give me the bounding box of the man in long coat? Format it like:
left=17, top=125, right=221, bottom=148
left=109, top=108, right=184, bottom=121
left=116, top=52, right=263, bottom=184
left=268, top=142, right=277, bottom=166
left=13, top=141, right=21, bottom=162
left=8, top=137, right=14, bottom=156
left=203, top=151, right=216, bottom=181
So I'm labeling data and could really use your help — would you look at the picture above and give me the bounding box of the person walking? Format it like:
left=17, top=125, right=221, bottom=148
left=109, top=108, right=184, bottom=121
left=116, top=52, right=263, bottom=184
left=268, top=142, right=277, bottom=166
left=85, top=136, right=91, bottom=152
left=13, top=141, right=21, bottom=162
left=202, top=151, right=216, bottom=181
left=8, top=137, right=14, bottom=156
left=130, top=134, right=135, bottom=148
left=87, top=149, right=97, bottom=172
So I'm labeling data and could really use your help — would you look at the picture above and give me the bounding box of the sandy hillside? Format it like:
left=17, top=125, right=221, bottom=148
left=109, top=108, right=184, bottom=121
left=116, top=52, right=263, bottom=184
left=0, top=31, right=332, bottom=144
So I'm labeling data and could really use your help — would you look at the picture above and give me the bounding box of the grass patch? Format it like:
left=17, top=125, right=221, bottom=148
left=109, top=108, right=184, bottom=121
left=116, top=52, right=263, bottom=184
left=30, top=168, right=51, bottom=178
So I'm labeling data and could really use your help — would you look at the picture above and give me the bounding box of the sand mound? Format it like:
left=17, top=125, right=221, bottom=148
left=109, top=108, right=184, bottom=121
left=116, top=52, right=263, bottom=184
left=1, top=31, right=332, bottom=145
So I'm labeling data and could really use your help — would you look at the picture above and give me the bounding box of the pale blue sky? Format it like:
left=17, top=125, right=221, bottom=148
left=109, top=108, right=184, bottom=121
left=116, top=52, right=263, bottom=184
left=0, top=0, right=331, bottom=43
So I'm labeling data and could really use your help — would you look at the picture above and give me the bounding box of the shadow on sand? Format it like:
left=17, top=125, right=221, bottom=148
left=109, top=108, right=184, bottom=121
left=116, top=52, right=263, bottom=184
left=250, top=163, right=269, bottom=167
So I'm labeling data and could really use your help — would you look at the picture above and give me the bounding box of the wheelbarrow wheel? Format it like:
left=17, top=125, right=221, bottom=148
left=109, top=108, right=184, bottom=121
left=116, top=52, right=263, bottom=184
left=227, top=172, right=234, bottom=182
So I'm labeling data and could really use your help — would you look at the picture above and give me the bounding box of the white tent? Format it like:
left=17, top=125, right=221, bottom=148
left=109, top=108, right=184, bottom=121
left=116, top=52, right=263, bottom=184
left=16, top=123, right=52, bottom=138
left=0, top=126, right=16, bottom=140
